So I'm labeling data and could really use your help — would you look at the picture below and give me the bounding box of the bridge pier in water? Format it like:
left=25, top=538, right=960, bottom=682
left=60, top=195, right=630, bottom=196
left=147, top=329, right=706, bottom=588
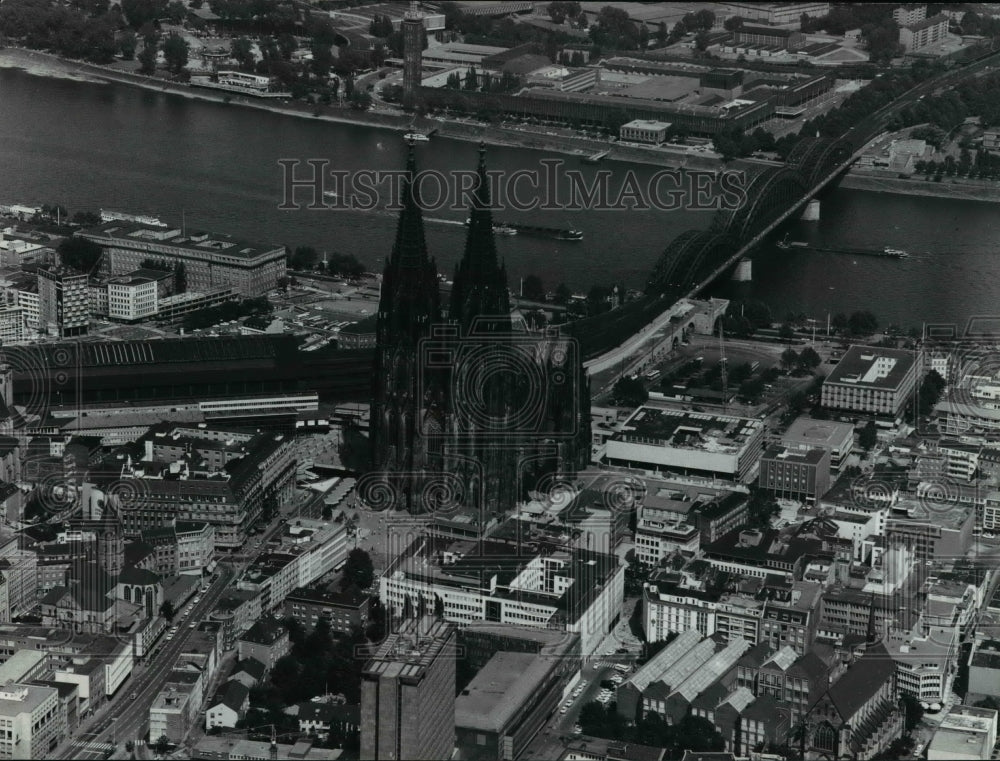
left=732, top=259, right=752, bottom=282
left=801, top=199, right=821, bottom=221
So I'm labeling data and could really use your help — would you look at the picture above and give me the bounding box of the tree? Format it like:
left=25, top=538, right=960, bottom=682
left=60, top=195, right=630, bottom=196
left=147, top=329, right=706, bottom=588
left=799, top=346, right=821, bottom=370
left=611, top=376, right=648, bottom=408
left=289, top=246, right=319, bottom=271
left=162, top=32, right=188, bottom=75
left=780, top=348, right=800, bottom=373
left=917, top=370, right=946, bottom=416
left=553, top=282, right=572, bottom=305
left=779, top=323, right=795, bottom=341
left=159, top=600, right=175, bottom=622
left=138, top=41, right=157, bottom=74
left=724, top=15, right=743, bottom=31
left=900, top=693, right=924, bottom=733
left=58, top=237, right=103, bottom=273
left=848, top=310, right=878, bottom=336
left=521, top=274, right=545, bottom=302
left=746, top=488, right=779, bottom=528
left=119, top=29, right=137, bottom=60
left=152, top=735, right=172, bottom=756
left=231, top=36, right=254, bottom=70
left=341, top=548, right=375, bottom=591
left=859, top=420, right=877, bottom=452
left=174, top=261, right=186, bottom=294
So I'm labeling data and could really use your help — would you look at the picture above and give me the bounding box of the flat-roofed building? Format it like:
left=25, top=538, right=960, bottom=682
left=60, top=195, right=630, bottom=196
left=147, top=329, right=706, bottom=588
left=455, top=651, right=567, bottom=761
left=78, top=222, right=285, bottom=298
left=758, top=445, right=831, bottom=502
left=457, top=623, right=580, bottom=675
left=886, top=500, right=974, bottom=561
left=928, top=705, right=998, bottom=761
left=781, top=417, right=854, bottom=470
left=821, top=346, right=917, bottom=417
left=37, top=267, right=88, bottom=338
left=0, top=682, right=62, bottom=759
left=283, top=587, right=370, bottom=635
left=360, top=616, right=457, bottom=761
left=900, top=14, right=949, bottom=53
left=893, top=4, right=927, bottom=26
left=723, top=2, right=830, bottom=25
left=381, top=537, right=623, bottom=658
left=885, top=626, right=957, bottom=703
left=644, top=572, right=763, bottom=646
left=734, top=25, right=806, bottom=50
left=620, top=120, right=672, bottom=144
left=969, top=639, right=1000, bottom=697
left=107, top=271, right=158, bottom=321
left=605, top=408, right=764, bottom=483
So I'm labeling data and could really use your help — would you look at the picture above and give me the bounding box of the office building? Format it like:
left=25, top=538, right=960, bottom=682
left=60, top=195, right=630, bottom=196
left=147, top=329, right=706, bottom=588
left=820, top=346, right=917, bottom=417
left=0, top=683, right=62, bottom=760
left=885, top=626, right=957, bottom=704
left=605, top=408, right=765, bottom=483
left=107, top=272, right=159, bottom=321
left=928, top=705, right=998, bottom=761
left=360, top=616, right=457, bottom=761
left=781, top=417, right=854, bottom=470
left=619, top=120, right=672, bottom=144
left=643, top=569, right=763, bottom=645
left=758, top=445, right=831, bottom=502
left=455, top=651, right=567, bottom=761
left=37, top=267, right=88, bottom=338
left=78, top=222, right=286, bottom=297
left=283, top=587, right=371, bottom=635
left=381, top=537, right=623, bottom=658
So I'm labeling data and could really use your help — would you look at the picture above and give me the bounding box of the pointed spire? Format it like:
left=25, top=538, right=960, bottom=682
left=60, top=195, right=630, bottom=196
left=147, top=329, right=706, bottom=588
left=391, top=142, right=428, bottom=270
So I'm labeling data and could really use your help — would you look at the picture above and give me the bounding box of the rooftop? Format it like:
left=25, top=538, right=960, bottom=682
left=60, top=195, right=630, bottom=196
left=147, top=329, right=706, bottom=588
left=455, top=651, right=551, bottom=733
left=782, top=417, right=854, bottom=447
left=79, top=222, right=283, bottom=260
left=363, top=616, right=455, bottom=682
left=825, top=345, right=916, bottom=390
left=615, top=407, right=763, bottom=453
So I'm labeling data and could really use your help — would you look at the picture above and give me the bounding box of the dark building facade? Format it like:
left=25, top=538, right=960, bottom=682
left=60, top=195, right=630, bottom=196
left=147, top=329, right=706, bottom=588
left=369, top=145, right=590, bottom=517
left=369, top=145, right=443, bottom=513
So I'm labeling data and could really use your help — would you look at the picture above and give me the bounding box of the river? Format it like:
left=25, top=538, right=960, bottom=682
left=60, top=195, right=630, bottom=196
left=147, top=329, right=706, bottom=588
left=1, top=65, right=997, bottom=331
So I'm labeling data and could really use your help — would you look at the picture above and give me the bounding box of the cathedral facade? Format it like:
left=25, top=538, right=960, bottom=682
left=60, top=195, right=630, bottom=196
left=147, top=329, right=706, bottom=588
left=370, top=144, right=591, bottom=517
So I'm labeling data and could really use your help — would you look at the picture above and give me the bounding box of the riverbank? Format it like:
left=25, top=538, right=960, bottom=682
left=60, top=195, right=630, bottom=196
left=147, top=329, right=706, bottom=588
left=0, top=46, right=735, bottom=173
left=841, top=170, right=1000, bottom=203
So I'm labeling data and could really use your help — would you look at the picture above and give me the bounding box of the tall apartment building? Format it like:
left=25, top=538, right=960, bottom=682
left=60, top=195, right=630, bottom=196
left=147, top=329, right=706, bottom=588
left=893, top=4, right=927, bottom=26
left=899, top=14, right=949, bottom=53
left=821, top=346, right=917, bottom=417
left=0, top=683, right=62, bottom=760
left=360, top=616, right=456, bottom=761
left=37, top=267, right=88, bottom=337
left=78, top=222, right=285, bottom=298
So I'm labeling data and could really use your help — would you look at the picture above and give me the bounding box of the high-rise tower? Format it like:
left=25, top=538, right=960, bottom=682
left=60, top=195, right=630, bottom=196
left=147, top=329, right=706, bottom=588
left=370, top=144, right=442, bottom=512
left=402, top=1, right=424, bottom=101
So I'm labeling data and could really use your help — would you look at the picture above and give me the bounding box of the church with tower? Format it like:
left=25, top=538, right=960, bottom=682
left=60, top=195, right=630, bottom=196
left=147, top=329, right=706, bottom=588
left=370, top=143, right=591, bottom=517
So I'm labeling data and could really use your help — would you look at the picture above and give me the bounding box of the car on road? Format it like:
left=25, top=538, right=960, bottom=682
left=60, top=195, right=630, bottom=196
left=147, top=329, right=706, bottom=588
left=131, top=692, right=137, bottom=700
left=560, top=706, right=568, bottom=714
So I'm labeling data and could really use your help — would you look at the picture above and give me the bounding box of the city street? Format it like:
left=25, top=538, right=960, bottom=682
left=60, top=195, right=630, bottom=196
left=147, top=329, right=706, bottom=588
left=57, top=566, right=235, bottom=760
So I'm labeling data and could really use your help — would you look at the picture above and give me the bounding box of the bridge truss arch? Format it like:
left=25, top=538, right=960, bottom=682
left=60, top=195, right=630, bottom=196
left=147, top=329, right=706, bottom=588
left=721, top=167, right=809, bottom=243
left=645, top=228, right=737, bottom=299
